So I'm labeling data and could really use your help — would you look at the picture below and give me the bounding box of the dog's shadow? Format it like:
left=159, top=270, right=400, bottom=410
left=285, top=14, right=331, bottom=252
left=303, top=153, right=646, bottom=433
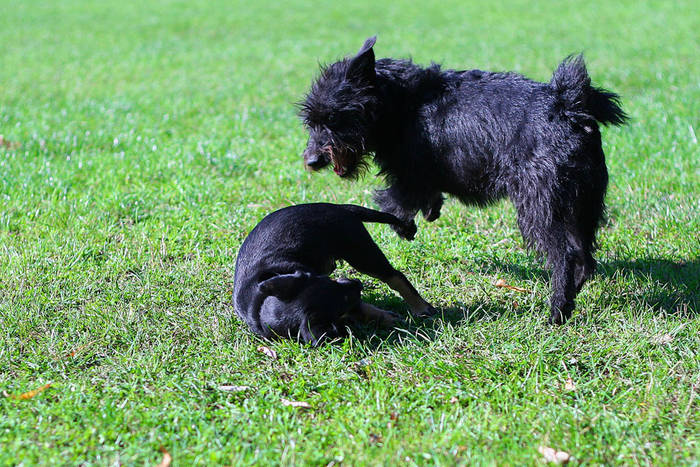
left=348, top=293, right=512, bottom=349
left=598, top=257, right=699, bottom=314
left=475, top=255, right=698, bottom=315
left=350, top=256, right=698, bottom=348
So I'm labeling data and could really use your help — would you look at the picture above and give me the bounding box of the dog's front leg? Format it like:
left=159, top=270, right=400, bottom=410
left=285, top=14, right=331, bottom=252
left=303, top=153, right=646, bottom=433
left=354, top=302, right=405, bottom=328
left=373, top=185, right=424, bottom=240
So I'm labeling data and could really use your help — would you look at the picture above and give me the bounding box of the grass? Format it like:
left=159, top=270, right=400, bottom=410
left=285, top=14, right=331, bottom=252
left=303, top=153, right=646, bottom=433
left=1, top=0, right=698, bottom=464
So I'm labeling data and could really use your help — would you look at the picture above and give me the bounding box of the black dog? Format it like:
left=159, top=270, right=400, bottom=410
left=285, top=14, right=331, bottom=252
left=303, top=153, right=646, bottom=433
left=299, top=37, right=627, bottom=324
left=233, top=203, right=435, bottom=345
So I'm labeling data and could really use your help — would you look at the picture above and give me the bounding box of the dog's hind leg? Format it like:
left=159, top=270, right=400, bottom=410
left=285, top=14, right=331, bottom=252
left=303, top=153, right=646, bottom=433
left=573, top=233, right=596, bottom=293
left=573, top=160, right=608, bottom=293
left=547, top=241, right=579, bottom=324
left=514, top=194, right=581, bottom=324
left=384, top=274, right=437, bottom=317
left=342, top=226, right=436, bottom=317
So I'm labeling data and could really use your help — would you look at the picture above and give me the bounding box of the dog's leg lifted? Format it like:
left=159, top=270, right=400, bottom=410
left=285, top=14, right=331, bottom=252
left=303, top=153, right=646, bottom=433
left=373, top=185, right=420, bottom=240
left=374, top=185, right=444, bottom=239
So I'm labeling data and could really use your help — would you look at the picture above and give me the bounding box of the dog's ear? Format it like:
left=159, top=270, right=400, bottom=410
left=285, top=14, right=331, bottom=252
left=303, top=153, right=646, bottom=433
left=259, top=271, right=311, bottom=300
left=347, top=36, right=376, bottom=82
left=358, top=36, right=377, bottom=55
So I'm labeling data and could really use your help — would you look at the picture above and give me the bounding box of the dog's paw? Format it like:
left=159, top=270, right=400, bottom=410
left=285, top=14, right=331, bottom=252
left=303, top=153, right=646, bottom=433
left=423, top=208, right=441, bottom=222
left=422, top=196, right=443, bottom=222
left=411, top=303, right=438, bottom=318
left=548, top=307, right=572, bottom=325
left=392, top=219, right=417, bottom=241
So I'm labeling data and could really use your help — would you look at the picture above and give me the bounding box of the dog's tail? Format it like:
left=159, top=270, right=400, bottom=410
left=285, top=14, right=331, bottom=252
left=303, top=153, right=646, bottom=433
left=550, top=54, right=628, bottom=127
left=340, top=204, right=404, bottom=225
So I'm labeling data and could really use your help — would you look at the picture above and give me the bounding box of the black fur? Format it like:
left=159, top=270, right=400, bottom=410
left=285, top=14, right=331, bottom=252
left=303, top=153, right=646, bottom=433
left=233, top=203, right=435, bottom=345
left=299, top=37, right=628, bottom=324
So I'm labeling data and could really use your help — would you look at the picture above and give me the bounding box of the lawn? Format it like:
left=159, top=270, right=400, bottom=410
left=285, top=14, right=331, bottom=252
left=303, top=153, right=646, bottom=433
left=1, top=0, right=698, bottom=465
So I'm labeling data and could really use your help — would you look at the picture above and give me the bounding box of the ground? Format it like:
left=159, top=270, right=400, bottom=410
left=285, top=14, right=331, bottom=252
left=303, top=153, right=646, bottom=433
left=0, top=0, right=698, bottom=465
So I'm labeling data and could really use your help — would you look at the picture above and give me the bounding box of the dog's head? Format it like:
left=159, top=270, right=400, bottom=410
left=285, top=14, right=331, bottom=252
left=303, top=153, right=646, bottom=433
left=259, top=271, right=363, bottom=313
left=298, top=37, right=379, bottom=179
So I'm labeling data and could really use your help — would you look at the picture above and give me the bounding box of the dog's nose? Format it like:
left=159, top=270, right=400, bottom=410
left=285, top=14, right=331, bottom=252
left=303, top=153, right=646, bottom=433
left=305, top=154, right=322, bottom=168
left=304, top=152, right=327, bottom=170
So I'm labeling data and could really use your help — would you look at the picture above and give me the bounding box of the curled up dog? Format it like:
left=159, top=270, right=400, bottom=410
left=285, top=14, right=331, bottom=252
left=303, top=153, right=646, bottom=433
left=232, top=203, right=435, bottom=345
left=299, top=37, right=627, bottom=324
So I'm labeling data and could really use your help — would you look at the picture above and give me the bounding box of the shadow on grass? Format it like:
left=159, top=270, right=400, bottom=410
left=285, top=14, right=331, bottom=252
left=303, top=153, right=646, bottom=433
left=599, top=257, right=699, bottom=315
left=351, top=257, right=699, bottom=348
left=480, top=256, right=699, bottom=316
left=240, top=257, right=698, bottom=349
left=347, top=294, right=516, bottom=349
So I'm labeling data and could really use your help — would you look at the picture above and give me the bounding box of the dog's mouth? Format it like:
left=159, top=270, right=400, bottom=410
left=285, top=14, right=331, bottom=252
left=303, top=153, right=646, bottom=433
left=326, top=146, right=351, bottom=177
left=330, top=150, right=358, bottom=178
left=333, top=158, right=349, bottom=177
left=305, top=146, right=361, bottom=178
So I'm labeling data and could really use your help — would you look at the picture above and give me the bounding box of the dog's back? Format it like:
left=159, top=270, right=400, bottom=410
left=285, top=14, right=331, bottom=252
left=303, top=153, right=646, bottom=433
left=233, top=204, right=401, bottom=300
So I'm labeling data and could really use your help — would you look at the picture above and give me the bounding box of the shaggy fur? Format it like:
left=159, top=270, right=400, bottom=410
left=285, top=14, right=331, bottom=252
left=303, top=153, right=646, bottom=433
left=299, top=37, right=627, bottom=324
left=233, top=203, right=435, bottom=345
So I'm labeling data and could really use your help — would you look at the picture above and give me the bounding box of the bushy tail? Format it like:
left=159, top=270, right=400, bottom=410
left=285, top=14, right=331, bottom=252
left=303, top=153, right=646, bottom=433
left=551, top=54, right=628, bottom=126
left=340, top=204, right=403, bottom=225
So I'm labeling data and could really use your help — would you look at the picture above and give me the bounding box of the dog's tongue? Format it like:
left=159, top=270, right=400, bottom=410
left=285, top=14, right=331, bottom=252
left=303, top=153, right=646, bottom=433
left=333, top=160, right=345, bottom=176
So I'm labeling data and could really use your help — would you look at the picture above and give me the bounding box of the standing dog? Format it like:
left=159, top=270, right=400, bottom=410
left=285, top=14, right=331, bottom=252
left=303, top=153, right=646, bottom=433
left=299, top=37, right=627, bottom=324
left=233, top=203, right=435, bottom=345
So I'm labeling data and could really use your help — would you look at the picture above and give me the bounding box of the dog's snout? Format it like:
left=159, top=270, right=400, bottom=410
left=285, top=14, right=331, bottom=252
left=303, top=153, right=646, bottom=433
left=305, top=153, right=324, bottom=169
left=304, top=148, right=329, bottom=170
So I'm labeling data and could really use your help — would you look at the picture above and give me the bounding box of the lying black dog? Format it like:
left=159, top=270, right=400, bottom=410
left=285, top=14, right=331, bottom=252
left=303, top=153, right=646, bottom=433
left=233, top=203, right=435, bottom=345
left=299, top=37, right=627, bottom=324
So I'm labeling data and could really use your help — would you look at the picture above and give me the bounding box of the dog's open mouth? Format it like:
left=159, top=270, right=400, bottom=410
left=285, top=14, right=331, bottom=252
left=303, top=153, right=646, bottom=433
left=328, top=148, right=360, bottom=178
left=325, top=147, right=347, bottom=176
left=332, top=159, right=347, bottom=176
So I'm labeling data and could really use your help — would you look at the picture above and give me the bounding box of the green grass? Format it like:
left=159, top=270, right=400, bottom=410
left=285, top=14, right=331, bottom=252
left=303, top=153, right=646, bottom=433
left=1, top=0, right=698, bottom=464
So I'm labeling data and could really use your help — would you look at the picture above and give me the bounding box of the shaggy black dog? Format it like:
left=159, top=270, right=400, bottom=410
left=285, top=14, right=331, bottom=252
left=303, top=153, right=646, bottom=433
left=233, top=203, right=435, bottom=345
left=299, top=37, right=627, bottom=324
